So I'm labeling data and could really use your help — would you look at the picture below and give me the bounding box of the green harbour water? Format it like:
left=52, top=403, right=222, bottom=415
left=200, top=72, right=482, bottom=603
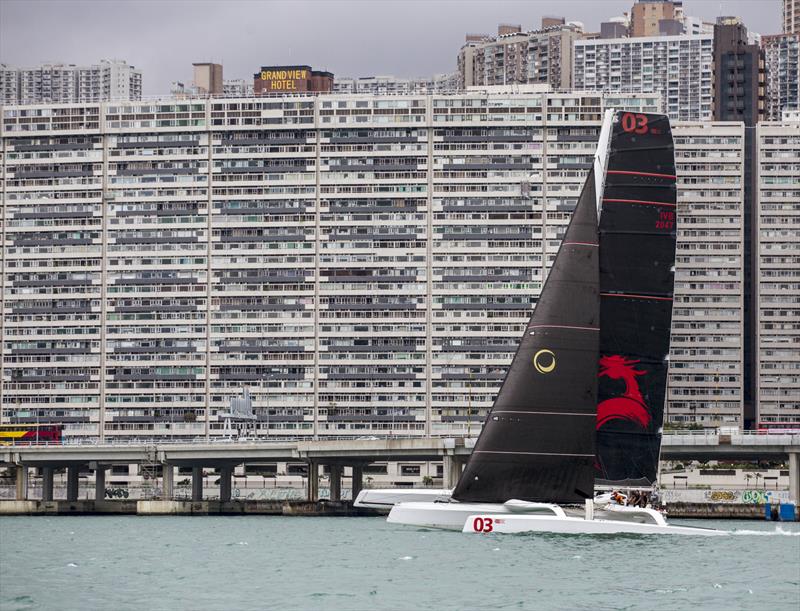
left=1, top=516, right=798, bottom=611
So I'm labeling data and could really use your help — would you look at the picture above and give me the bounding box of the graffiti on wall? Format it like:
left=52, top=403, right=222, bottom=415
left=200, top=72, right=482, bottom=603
left=662, top=489, right=790, bottom=504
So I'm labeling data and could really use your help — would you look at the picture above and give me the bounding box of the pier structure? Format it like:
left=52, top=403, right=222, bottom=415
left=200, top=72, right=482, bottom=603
left=2, top=433, right=799, bottom=509
left=1, top=437, right=472, bottom=504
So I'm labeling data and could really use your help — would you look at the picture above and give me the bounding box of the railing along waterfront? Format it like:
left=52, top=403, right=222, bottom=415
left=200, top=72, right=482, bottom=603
left=3, top=430, right=800, bottom=448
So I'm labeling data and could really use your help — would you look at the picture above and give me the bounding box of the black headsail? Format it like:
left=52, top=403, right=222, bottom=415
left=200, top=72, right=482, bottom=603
left=452, top=171, right=600, bottom=504
left=595, top=112, right=677, bottom=486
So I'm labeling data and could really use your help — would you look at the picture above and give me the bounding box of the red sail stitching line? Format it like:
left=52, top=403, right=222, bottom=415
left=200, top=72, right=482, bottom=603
left=529, top=324, right=599, bottom=331
left=600, top=292, right=673, bottom=301
left=603, top=198, right=676, bottom=208
left=596, top=355, right=651, bottom=430
left=606, top=170, right=677, bottom=180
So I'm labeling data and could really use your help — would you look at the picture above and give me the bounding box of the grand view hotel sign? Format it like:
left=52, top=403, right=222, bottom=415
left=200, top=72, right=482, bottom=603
left=253, top=64, right=333, bottom=93
left=260, top=68, right=309, bottom=91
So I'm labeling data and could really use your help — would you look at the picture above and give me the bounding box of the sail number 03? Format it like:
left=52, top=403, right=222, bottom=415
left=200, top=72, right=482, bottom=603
left=620, top=112, right=649, bottom=134
left=472, top=517, right=494, bottom=533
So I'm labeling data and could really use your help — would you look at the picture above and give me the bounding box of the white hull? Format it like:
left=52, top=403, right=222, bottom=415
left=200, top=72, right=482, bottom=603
left=388, top=501, right=517, bottom=530
left=387, top=501, right=726, bottom=536
left=353, top=488, right=452, bottom=509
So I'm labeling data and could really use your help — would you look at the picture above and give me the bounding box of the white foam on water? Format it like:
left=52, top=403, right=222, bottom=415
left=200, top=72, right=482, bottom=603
left=713, top=584, right=722, bottom=589
left=398, top=556, right=414, bottom=561
left=731, top=527, right=800, bottom=537
left=572, top=555, right=582, bottom=559
left=237, top=541, right=248, bottom=546
left=493, top=548, right=501, bottom=551
left=67, top=563, right=78, bottom=567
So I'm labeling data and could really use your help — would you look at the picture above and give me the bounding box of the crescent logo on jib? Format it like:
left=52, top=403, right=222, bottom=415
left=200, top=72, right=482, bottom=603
left=533, top=349, right=556, bottom=374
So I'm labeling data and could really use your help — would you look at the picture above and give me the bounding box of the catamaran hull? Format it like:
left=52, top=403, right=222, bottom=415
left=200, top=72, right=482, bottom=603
left=462, top=514, right=726, bottom=536
left=387, top=501, right=515, bottom=531
left=387, top=502, right=726, bottom=536
left=353, top=488, right=452, bottom=510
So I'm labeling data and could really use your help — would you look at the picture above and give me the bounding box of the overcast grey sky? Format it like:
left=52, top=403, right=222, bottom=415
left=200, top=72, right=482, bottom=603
left=0, top=0, right=783, bottom=95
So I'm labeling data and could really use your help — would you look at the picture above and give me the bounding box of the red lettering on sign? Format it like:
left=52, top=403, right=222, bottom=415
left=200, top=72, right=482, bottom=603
left=472, top=517, right=494, bottom=533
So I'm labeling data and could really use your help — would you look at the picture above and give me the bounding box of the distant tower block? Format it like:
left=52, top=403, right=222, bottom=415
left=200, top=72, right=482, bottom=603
left=193, top=62, right=223, bottom=95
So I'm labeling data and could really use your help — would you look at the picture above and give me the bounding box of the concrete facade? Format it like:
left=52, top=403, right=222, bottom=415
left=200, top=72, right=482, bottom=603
left=0, top=90, right=796, bottom=438
left=754, top=120, right=800, bottom=427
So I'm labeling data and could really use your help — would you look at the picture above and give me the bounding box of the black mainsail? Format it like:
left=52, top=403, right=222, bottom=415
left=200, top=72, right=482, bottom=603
left=452, top=171, right=600, bottom=504
left=595, top=112, right=677, bottom=486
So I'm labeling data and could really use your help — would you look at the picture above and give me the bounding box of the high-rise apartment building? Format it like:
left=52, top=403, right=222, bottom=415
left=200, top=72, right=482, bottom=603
left=713, top=18, right=765, bottom=125
left=458, top=23, right=583, bottom=90
left=573, top=33, right=714, bottom=120
left=785, top=0, right=800, bottom=34
left=0, top=60, right=142, bottom=104
left=0, top=90, right=663, bottom=441
left=754, top=119, right=800, bottom=426
left=333, top=74, right=459, bottom=95
left=1, top=91, right=792, bottom=438
left=223, top=79, right=254, bottom=97
left=668, top=122, right=746, bottom=425
left=713, top=17, right=766, bottom=427
left=630, top=0, right=683, bottom=37
left=762, top=34, right=800, bottom=121
left=193, top=63, right=223, bottom=96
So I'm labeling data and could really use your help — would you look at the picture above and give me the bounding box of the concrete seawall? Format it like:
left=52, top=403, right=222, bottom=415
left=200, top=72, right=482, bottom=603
left=2, top=499, right=791, bottom=519
left=0, top=500, right=380, bottom=517
left=665, top=502, right=766, bottom=519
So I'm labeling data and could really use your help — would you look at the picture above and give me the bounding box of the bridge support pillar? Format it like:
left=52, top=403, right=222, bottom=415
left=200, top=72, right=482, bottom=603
left=191, top=467, right=203, bottom=502
left=219, top=465, right=233, bottom=503
left=67, top=466, right=80, bottom=501
left=42, top=467, right=54, bottom=501
left=329, top=464, right=342, bottom=501
left=789, top=452, right=800, bottom=506
left=307, top=461, right=318, bottom=501
left=443, top=454, right=463, bottom=490
left=162, top=464, right=173, bottom=500
left=351, top=465, right=363, bottom=500
left=15, top=465, right=28, bottom=501
left=94, top=466, right=106, bottom=501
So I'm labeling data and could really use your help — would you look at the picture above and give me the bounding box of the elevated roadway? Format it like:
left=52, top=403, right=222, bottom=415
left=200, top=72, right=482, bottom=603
left=2, top=432, right=798, bottom=505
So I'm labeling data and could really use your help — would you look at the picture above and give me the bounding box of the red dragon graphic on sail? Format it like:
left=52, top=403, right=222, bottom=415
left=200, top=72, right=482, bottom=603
left=596, top=355, right=650, bottom=430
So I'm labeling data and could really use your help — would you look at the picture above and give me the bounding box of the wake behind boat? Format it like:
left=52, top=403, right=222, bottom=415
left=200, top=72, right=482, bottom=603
left=377, top=110, right=725, bottom=536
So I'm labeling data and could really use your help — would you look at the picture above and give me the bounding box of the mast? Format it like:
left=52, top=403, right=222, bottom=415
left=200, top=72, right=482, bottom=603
left=595, top=112, right=677, bottom=486
left=452, top=170, right=600, bottom=504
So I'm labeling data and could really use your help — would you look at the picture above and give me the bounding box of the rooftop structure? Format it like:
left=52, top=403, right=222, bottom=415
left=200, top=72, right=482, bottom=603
left=253, top=65, right=333, bottom=94
left=192, top=63, right=223, bottom=96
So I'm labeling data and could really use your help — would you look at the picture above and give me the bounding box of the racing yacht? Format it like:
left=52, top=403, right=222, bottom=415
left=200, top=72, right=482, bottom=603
left=362, top=110, right=724, bottom=536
